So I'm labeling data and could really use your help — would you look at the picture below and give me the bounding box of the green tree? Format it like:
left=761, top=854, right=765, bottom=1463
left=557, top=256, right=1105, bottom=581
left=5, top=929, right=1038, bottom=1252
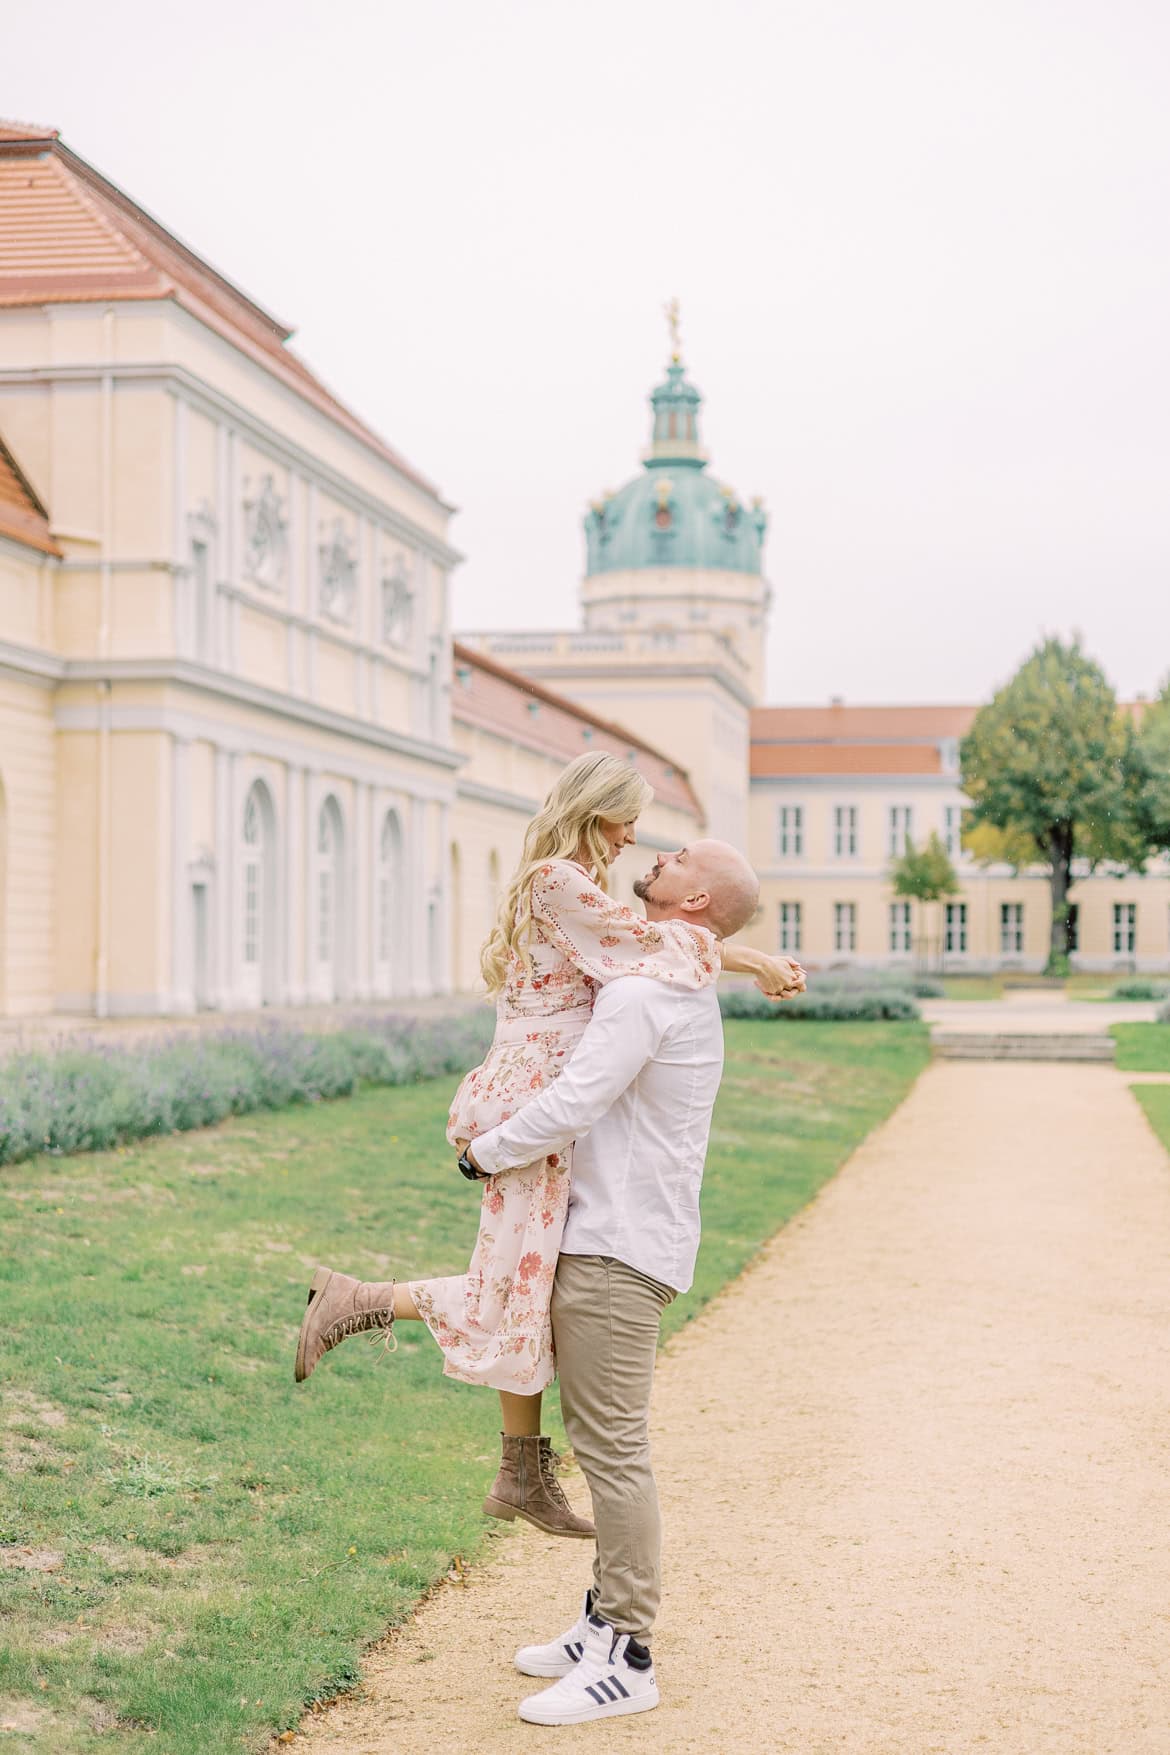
left=890, top=831, right=960, bottom=968
left=960, top=637, right=1142, bottom=974
left=1135, top=680, right=1170, bottom=853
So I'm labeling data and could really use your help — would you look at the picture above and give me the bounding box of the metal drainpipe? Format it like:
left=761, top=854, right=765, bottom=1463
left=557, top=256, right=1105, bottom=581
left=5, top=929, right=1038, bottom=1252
left=95, top=309, right=114, bottom=1018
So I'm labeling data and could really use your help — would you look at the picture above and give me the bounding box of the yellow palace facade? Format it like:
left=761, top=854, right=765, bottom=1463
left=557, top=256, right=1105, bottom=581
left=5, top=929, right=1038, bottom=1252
left=0, top=121, right=1165, bottom=1021
left=0, top=121, right=698, bottom=1019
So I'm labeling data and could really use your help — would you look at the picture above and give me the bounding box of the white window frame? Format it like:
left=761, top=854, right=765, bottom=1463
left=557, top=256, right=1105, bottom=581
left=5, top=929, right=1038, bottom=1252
left=889, top=900, right=912, bottom=954
left=1112, top=902, right=1136, bottom=955
left=888, top=805, right=913, bottom=858
left=779, top=901, right=802, bottom=954
left=833, top=901, right=857, bottom=954
left=1000, top=902, right=1024, bottom=955
left=833, top=804, right=858, bottom=860
left=943, top=804, right=961, bottom=859
left=778, top=805, right=804, bottom=859
left=945, top=901, right=968, bottom=954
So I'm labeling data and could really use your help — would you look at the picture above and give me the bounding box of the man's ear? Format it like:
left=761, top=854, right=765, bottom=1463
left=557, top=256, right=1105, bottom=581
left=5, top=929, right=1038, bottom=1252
left=679, top=890, right=711, bottom=915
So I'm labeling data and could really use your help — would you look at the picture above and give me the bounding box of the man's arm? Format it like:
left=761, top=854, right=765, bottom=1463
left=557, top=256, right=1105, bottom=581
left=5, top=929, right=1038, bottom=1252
left=469, top=979, right=666, bottom=1175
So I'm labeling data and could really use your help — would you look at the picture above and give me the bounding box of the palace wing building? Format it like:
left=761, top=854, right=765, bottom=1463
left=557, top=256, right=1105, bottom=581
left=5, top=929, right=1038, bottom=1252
left=0, top=121, right=700, bottom=1019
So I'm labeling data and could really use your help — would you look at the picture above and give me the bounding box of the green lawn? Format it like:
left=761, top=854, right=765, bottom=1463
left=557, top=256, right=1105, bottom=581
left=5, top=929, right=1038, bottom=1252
left=936, top=976, right=1003, bottom=1001
left=1112, top=1024, right=1170, bottom=1071
left=0, top=1020, right=928, bottom=1753
left=1132, top=1085, right=1170, bottom=1155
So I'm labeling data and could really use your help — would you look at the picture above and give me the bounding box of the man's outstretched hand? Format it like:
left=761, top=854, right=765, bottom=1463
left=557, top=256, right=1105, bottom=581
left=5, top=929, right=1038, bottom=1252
left=752, top=953, right=806, bottom=1001
left=720, top=941, right=805, bottom=997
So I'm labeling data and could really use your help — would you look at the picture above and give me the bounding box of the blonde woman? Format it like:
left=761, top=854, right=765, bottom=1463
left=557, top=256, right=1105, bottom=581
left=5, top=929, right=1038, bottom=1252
left=295, top=752, right=801, bottom=1536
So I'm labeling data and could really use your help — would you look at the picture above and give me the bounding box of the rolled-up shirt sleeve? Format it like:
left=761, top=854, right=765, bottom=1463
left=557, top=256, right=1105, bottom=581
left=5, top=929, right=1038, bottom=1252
left=471, top=979, right=666, bottom=1175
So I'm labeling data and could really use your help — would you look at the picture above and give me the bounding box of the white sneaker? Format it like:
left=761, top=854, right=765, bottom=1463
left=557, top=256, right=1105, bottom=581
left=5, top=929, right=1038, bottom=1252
left=514, top=1590, right=593, bottom=1678
left=518, top=1615, right=660, bottom=1725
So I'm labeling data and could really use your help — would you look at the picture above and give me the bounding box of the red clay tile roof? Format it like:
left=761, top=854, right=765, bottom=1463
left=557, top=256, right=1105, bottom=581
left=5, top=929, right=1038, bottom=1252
left=752, top=742, right=944, bottom=777
left=0, top=124, right=441, bottom=501
left=0, top=430, right=60, bottom=556
left=452, top=642, right=703, bottom=821
left=751, top=703, right=976, bottom=742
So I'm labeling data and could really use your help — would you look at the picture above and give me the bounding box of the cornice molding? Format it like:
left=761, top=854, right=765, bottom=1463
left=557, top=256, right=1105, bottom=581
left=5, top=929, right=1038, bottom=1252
left=0, top=361, right=463, bottom=571
left=0, top=637, right=65, bottom=686
left=56, top=658, right=465, bottom=771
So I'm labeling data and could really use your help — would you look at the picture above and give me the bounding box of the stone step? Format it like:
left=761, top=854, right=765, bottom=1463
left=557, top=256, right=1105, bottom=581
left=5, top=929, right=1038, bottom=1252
left=932, top=1033, right=1115, bottom=1062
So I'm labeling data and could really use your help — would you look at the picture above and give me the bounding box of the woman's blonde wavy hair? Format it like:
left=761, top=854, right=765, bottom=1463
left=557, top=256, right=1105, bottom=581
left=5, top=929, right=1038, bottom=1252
left=480, top=751, right=654, bottom=996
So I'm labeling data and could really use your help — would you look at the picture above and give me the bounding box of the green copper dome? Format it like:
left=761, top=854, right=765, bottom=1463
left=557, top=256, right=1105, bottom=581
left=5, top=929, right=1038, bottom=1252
left=584, top=354, right=767, bottom=576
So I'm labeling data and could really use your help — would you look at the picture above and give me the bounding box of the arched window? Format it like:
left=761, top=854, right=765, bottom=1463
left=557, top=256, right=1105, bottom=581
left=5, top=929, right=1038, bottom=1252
left=314, top=795, right=345, bottom=1000
left=378, top=809, right=403, bottom=989
left=239, top=780, right=277, bottom=1007
left=449, top=841, right=463, bottom=991
left=243, top=791, right=261, bottom=965
left=0, top=773, right=7, bottom=1017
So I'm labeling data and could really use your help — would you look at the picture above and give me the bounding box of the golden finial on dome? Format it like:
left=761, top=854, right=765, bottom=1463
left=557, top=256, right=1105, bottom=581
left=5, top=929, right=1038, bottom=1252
left=663, top=296, right=682, bottom=362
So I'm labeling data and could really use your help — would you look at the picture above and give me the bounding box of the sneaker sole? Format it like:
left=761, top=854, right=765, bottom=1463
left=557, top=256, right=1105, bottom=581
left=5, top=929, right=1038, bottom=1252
left=482, top=1495, right=594, bottom=1539
left=294, top=1266, right=334, bottom=1383
left=518, top=1686, right=659, bottom=1726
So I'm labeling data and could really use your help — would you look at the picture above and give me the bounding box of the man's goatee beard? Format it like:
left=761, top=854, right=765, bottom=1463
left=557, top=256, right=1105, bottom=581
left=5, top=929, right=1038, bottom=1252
left=633, top=874, right=654, bottom=901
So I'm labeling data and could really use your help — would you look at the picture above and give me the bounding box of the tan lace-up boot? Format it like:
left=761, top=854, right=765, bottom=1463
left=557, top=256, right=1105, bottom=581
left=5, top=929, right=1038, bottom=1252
left=483, top=1434, right=595, bottom=1539
left=294, top=1266, right=397, bottom=1383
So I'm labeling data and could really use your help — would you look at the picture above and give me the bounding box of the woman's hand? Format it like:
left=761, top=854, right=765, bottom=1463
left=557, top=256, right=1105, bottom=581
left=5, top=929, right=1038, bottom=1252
left=720, top=942, right=807, bottom=1000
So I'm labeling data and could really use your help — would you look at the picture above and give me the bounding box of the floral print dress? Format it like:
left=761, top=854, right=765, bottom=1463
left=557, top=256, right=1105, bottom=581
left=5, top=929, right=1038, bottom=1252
left=408, top=860, right=719, bottom=1393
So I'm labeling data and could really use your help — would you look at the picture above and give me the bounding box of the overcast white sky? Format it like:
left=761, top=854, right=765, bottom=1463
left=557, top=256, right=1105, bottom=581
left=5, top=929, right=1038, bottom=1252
left=8, top=0, right=1170, bottom=704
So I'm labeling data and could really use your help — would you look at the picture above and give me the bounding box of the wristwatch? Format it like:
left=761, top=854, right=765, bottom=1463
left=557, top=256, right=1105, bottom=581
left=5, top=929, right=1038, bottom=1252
left=458, top=1146, right=489, bottom=1182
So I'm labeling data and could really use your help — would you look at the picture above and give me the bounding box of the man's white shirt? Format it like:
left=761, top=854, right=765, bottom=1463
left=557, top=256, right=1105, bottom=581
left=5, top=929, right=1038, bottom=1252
left=471, top=976, right=725, bottom=1293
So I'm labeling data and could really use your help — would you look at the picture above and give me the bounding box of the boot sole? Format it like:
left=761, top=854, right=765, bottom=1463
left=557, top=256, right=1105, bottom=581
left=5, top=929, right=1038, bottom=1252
left=482, top=1495, right=595, bottom=1539
left=294, top=1266, right=334, bottom=1383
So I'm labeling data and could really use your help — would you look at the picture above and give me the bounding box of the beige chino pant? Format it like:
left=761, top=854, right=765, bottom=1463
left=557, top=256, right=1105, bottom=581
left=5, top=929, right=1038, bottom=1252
left=551, top=1252, right=676, bottom=1644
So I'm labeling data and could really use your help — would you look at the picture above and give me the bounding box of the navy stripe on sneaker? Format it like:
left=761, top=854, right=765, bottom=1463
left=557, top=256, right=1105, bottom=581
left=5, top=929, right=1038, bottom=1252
left=607, top=1674, right=630, bottom=1699
left=585, top=1684, right=607, bottom=1706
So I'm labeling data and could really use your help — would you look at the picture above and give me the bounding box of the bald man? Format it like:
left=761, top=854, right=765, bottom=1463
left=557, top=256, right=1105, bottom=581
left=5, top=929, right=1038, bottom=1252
left=465, top=840, right=792, bottom=1726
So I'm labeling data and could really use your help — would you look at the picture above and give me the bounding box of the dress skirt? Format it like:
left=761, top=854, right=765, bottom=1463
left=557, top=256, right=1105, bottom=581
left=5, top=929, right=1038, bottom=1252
left=408, top=1004, right=592, bottom=1393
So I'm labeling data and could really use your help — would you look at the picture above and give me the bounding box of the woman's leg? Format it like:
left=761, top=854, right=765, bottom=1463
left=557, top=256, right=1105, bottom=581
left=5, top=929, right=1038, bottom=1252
left=499, top=1389, right=542, bottom=1438
left=392, top=1284, right=421, bottom=1321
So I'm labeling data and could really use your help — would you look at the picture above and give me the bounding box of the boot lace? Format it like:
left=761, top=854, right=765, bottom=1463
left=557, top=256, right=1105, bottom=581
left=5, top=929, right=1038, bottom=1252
left=324, top=1309, right=398, bottom=1355
left=539, top=1444, right=571, bottom=1507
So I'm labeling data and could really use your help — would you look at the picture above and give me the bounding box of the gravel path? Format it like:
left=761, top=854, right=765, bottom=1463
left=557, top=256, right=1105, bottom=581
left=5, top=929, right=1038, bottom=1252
left=298, top=1063, right=1170, bottom=1755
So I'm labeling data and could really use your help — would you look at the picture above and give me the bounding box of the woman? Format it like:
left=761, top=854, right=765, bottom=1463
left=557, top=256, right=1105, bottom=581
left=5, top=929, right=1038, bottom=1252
left=295, top=752, right=800, bottom=1537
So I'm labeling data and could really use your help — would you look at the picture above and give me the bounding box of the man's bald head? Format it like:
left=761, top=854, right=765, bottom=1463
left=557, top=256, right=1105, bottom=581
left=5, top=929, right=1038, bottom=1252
left=633, top=838, right=760, bottom=938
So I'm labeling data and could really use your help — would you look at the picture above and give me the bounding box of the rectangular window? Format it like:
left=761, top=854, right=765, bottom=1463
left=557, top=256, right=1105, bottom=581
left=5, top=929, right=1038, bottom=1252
left=833, top=804, right=858, bottom=859
left=779, top=901, right=802, bottom=954
left=888, top=805, right=913, bottom=858
left=1066, top=903, right=1079, bottom=953
left=1112, top=902, right=1136, bottom=955
left=833, top=901, right=857, bottom=954
left=945, top=901, right=968, bottom=954
left=1000, top=902, right=1024, bottom=955
left=943, top=804, right=961, bottom=859
left=889, top=901, right=912, bottom=954
left=778, top=805, right=804, bottom=858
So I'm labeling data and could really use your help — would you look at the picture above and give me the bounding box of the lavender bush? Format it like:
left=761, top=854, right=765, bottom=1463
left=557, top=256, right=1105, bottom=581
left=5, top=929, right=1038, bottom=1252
left=0, top=1012, right=495, bottom=1168
left=720, top=984, right=922, bottom=1022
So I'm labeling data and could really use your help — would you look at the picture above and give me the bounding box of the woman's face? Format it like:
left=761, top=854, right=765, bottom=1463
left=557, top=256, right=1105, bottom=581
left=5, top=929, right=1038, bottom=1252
left=598, top=816, right=639, bottom=865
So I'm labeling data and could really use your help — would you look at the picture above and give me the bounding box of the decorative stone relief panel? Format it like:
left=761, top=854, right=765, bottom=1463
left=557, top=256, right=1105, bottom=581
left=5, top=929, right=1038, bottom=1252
left=318, top=517, right=358, bottom=626
left=242, top=474, right=288, bottom=591
left=380, top=550, right=415, bottom=649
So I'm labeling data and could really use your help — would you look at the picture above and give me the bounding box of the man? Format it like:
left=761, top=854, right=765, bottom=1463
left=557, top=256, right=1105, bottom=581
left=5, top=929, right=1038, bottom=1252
left=464, top=839, right=801, bottom=1726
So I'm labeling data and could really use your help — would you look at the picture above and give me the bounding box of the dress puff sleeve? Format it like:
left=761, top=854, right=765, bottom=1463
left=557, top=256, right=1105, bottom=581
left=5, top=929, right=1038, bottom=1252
left=528, top=861, right=719, bottom=990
